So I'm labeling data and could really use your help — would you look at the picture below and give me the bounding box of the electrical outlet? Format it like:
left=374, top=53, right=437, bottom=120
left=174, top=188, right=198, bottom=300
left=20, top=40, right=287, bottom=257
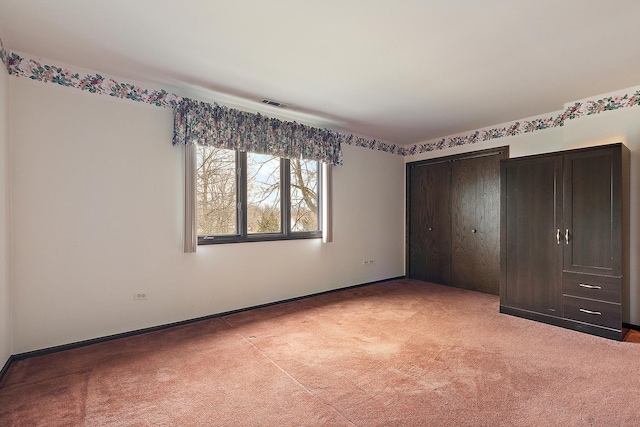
left=134, top=292, right=148, bottom=300
left=363, top=260, right=374, bottom=265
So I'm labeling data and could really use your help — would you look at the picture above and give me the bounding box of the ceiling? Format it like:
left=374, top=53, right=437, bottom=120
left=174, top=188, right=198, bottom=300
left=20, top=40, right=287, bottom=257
left=2, top=0, right=640, bottom=146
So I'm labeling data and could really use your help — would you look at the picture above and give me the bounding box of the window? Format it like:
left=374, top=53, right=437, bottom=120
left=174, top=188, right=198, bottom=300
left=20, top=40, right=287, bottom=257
left=196, top=146, right=321, bottom=244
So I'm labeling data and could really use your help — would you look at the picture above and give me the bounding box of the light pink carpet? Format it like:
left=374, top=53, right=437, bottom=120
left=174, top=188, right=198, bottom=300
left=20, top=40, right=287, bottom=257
left=2, top=279, right=639, bottom=426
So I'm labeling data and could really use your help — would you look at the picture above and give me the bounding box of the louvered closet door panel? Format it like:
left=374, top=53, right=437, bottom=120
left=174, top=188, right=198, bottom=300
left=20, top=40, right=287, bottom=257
left=408, top=161, right=452, bottom=284
left=500, top=156, right=563, bottom=314
left=451, top=155, right=501, bottom=294
left=563, top=147, right=621, bottom=276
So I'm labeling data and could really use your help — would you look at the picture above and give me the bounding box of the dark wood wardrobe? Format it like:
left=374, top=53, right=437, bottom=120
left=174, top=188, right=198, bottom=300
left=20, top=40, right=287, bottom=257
left=406, top=147, right=508, bottom=295
left=500, top=143, right=629, bottom=340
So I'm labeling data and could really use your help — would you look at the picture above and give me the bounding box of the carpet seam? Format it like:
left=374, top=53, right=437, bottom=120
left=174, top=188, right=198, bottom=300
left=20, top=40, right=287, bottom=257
left=219, top=317, right=359, bottom=426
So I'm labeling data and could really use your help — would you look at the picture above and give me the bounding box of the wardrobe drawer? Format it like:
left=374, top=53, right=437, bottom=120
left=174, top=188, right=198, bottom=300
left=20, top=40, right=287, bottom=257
left=563, top=296, right=621, bottom=330
left=563, top=272, right=620, bottom=303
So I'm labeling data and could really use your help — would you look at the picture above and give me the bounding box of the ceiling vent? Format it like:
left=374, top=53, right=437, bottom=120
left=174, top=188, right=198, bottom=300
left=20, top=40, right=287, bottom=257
left=261, top=98, right=289, bottom=108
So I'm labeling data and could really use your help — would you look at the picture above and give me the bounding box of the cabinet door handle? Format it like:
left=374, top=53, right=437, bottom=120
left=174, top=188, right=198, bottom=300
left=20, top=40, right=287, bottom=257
left=579, top=308, right=602, bottom=316
left=471, top=229, right=477, bottom=234
left=556, top=229, right=561, bottom=245
left=428, top=227, right=433, bottom=231
left=579, top=283, right=602, bottom=290
left=565, top=229, right=570, bottom=245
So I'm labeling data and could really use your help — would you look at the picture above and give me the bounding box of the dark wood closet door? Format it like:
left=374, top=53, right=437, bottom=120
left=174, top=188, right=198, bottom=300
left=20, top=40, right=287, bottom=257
left=500, top=156, right=563, bottom=314
left=563, top=147, right=621, bottom=276
left=450, top=154, right=502, bottom=294
left=408, top=161, right=451, bottom=284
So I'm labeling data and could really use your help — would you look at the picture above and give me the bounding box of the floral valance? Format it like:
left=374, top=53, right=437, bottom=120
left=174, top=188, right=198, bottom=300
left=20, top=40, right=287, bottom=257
left=173, top=99, right=343, bottom=165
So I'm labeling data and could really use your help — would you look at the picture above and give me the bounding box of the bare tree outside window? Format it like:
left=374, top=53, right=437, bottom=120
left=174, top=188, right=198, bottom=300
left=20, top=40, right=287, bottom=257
left=196, top=146, right=236, bottom=235
left=247, top=153, right=281, bottom=234
left=196, top=147, right=321, bottom=242
left=290, top=159, right=318, bottom=231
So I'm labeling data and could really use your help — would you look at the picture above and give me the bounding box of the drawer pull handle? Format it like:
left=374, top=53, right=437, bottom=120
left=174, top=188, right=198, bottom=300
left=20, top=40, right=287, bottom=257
left=579, top=308, right=602, bottom=316
left=579, top=283, right=602, bottom=290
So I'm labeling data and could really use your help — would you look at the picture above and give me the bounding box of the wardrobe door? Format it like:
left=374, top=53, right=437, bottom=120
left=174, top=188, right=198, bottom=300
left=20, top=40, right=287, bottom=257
left=500, top=156, right=563, bottom=315
left=450, top=154, right=502, bottom=294
left=408, top=161, right=451, bottom=284
left=562, top=147, right=621, bottom=276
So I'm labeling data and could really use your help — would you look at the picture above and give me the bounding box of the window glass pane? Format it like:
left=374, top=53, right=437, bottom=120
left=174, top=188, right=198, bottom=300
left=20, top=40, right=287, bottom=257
left=196, top=146, right=237, bottom=235
left=290, top=159, right=319, bottom=232
left=247, top=153, right=281, bottom=234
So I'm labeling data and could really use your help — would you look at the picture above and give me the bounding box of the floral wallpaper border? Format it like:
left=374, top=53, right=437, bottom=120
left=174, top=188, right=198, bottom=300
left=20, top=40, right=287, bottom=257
left=4, top=50, right=392, bottom=157
left=405, top=91, right=640, bottom=156
left=0, top=36, right=8, bottom=71
left=6, top=52, right=183, bottom=108
left=2, top=39, right=640, bottom=157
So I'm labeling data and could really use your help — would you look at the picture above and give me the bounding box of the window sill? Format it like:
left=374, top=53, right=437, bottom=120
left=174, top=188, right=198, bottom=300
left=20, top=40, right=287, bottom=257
left=197, top=233, right=322, bottom=245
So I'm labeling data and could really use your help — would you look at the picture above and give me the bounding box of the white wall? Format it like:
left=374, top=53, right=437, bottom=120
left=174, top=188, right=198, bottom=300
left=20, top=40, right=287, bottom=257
left=9, top=77, right=406, bottom=354
left=406, top=110, right=640, bottom=325
left=0, top=59, right=11, bottom=366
